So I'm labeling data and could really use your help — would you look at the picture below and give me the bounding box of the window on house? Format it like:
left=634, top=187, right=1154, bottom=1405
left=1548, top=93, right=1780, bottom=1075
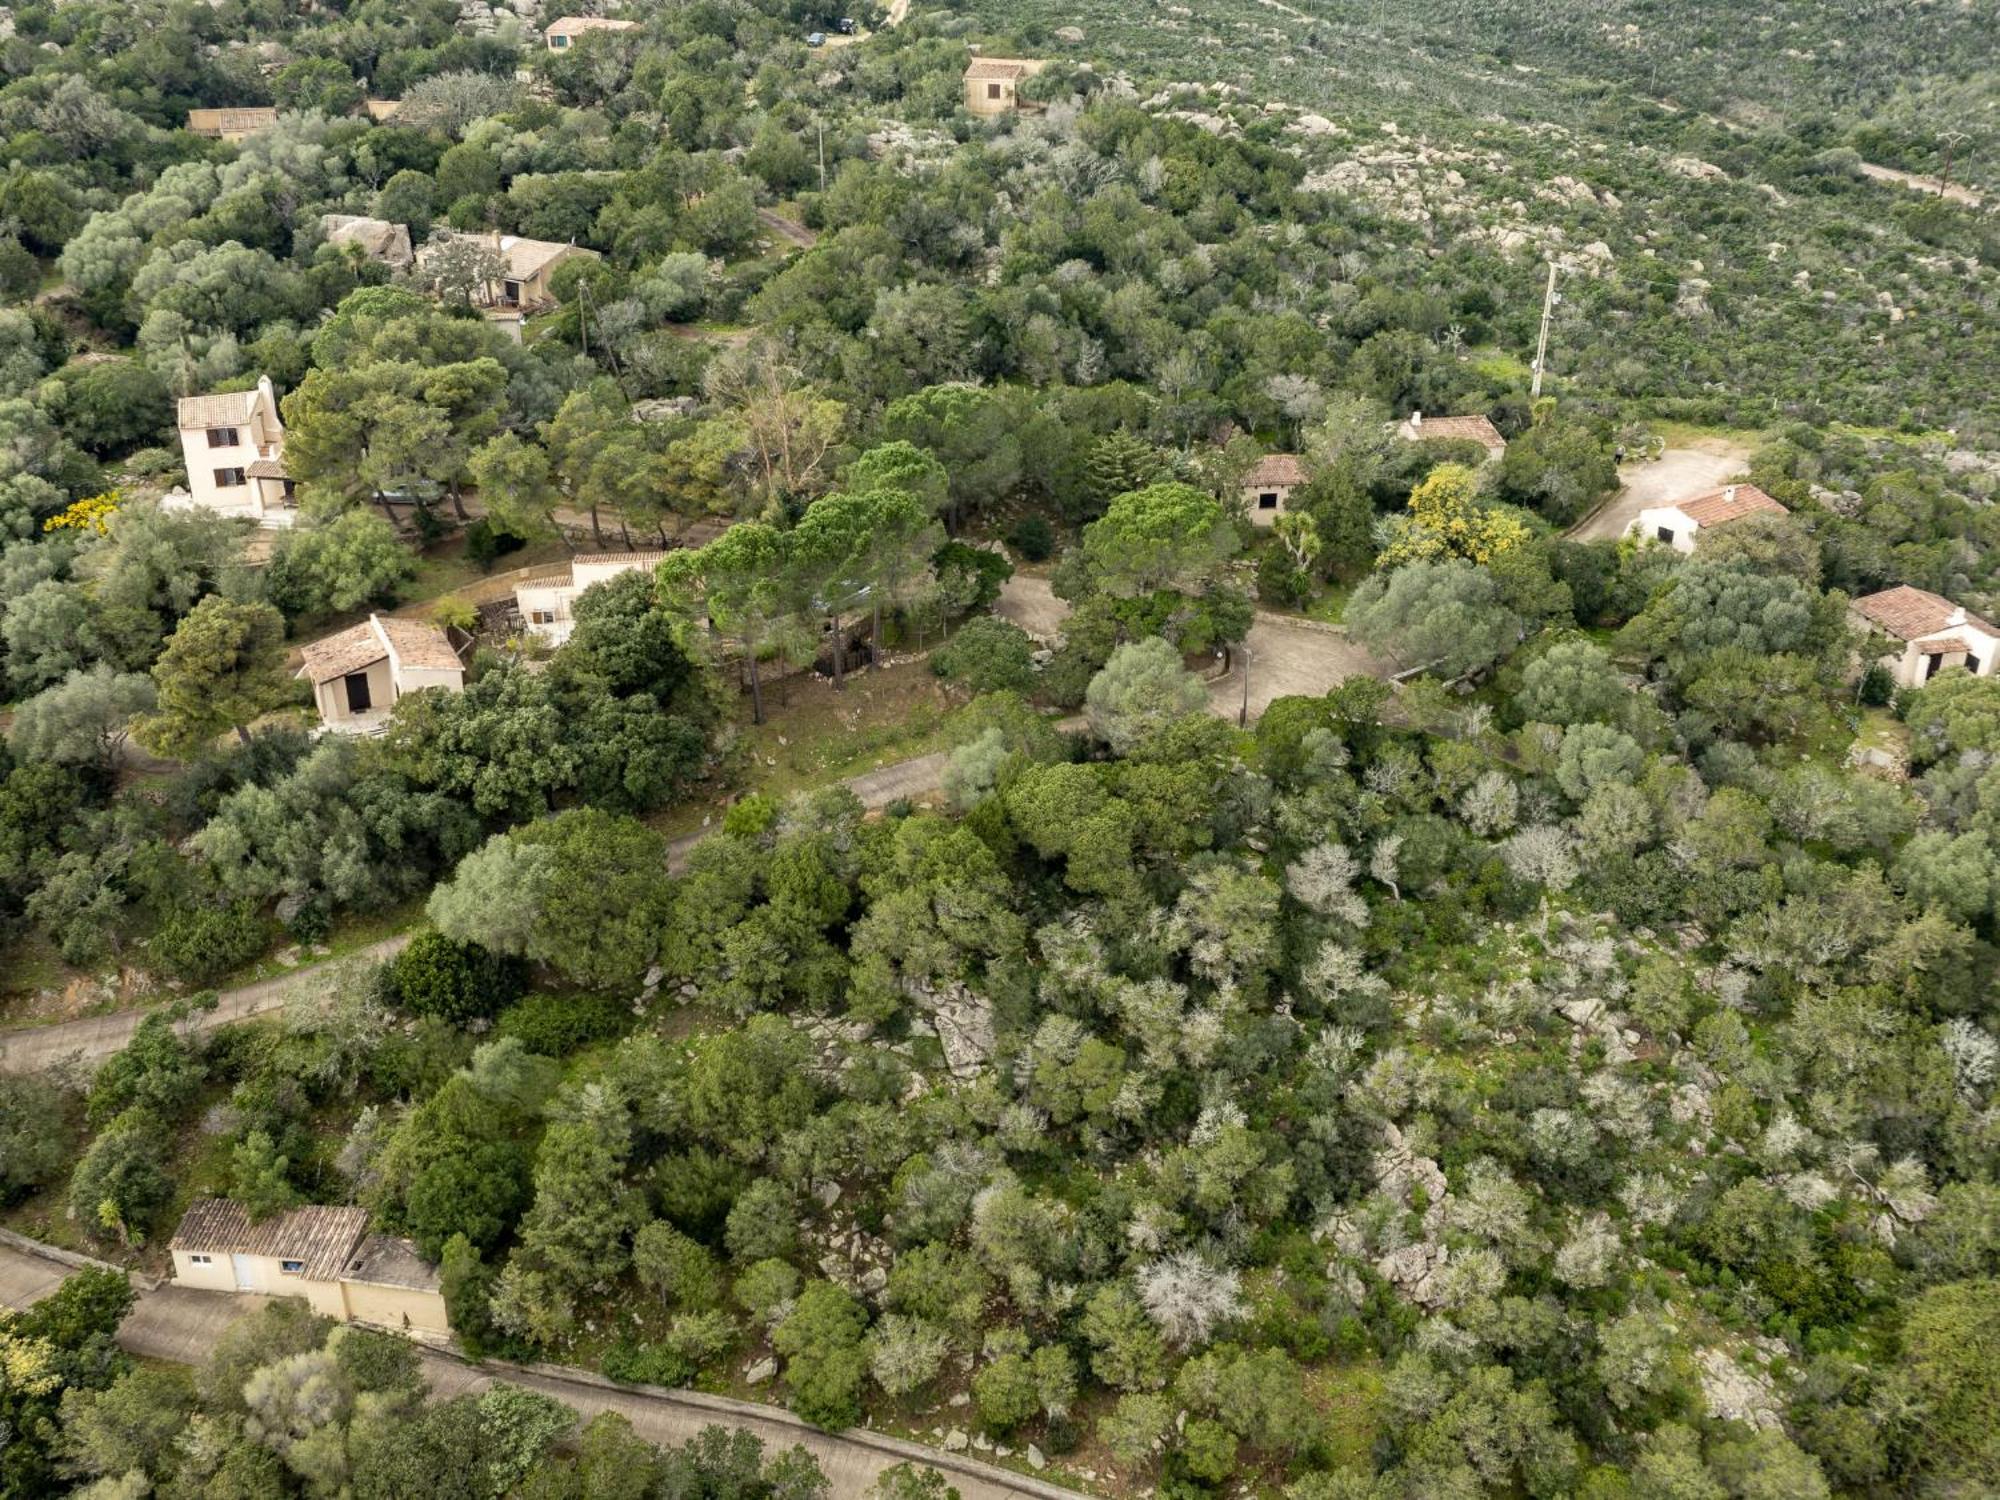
left=1969, top=654, right=1984, bottom=675
left=530, top=609, right=555, bottom=625
left=207, top=427, right=239, bottom=448
left=189, top=1254, right=212, bottom=1264
left=1925, top=654, right=1942, bottom=681
left=552, top=33, right=568, bottom=46
left=1656, top=525, right=1674, bottom=544
left=1258, top=492, right=1280, bottom=510
left=214, top=467, right=246, bottom=488
left=280, top=1259, right=305, bottom=1274
left=988, top=83, right=1002, bottom=99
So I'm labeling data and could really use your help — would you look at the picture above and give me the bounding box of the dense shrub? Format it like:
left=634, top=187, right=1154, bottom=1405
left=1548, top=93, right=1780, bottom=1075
left=495, top=990, right=635, bottom=1055
left=380, top=929, right=528, bottom=1025
left=149, top=899, right=269, bottom=985
left=932, top=617, right=1036, bottom=695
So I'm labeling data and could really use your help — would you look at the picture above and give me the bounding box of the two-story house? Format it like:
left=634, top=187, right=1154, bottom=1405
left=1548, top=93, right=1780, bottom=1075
left=172, top=376, right=295, bottom=527
left=514, top=550, right=665, bottom=645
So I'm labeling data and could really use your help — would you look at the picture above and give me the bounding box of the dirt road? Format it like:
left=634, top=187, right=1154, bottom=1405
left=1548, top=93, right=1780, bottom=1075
left=1566, top=441, right=1755, bottom=543
left=666, top=752, right=949, bottom=872
left=997, top=574, right=1387, bottom=719
left=0, top=936, right=411, bottom=1076
left=0, top=1243, right=1080, bottom=1500
left=1857, top=162, right=1985, bottom=210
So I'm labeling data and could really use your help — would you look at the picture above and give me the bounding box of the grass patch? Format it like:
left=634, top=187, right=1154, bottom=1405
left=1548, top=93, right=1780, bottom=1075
left=1304, top=1357, right=1388, bottom=1473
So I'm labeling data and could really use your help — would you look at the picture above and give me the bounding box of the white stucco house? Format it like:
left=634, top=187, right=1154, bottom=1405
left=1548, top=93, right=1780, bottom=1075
left=169, top=376, right=295, bottom=528
left=514, top=550, right=664, bottom=645
left=1850, top=585, right=2000, bottom=689
left=169, top=1199, right=450, bottom=1339
left=1242, top=454, right=1307, bottom=527
left=1630, top=482, right=1787, bottom=554
left=297, top=614, right=466, bottom=734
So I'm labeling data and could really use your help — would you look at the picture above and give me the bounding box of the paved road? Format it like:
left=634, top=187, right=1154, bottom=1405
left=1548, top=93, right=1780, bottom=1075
left=0, top=935, right=412, bottom=1076
left=0, top=1244, right=1071, bottom=1500
left=1566, top=442, right=1754, bottom=543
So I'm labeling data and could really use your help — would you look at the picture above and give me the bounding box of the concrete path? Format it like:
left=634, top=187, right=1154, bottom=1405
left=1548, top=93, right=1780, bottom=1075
left=0, top=935, right=412, bottom=1076
left=0, top=1244, right=1076, bottom=1500
left=1566, top=441, right=1755, bottom=543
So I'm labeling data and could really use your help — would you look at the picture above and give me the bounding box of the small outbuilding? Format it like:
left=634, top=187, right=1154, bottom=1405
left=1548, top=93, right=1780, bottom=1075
left=297, top=614, right=466, bottom=734
left=544, top=15, right=640, bottom=49
left=186, top=107, right=279, bottom=142
left=1630, top=482, right=1787, bottom=554
left=169, top=1198, right=450, bottom=1339
left=1851, top=584, right=2000, bottom=689
left=1396, top=411, right=1507, bottom=462
left=1242, top=454, right=1307, bottom=527
left=964, top=57, right=1047, bottom=116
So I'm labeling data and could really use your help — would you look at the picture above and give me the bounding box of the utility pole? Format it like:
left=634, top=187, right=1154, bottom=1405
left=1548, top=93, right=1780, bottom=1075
left=1938, top=129, right=1970, bottom=195
left=816, top=120, right=827, bottom=193
left=1529, top=260, right=1559, bottom=400
left=1238, top=642, right=1252, bottom=727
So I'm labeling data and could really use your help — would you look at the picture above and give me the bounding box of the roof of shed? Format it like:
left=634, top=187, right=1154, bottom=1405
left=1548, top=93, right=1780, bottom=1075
left=171, top=1199, right=368, bottom=1282
left=1678, top=483, right=1787, bottom=528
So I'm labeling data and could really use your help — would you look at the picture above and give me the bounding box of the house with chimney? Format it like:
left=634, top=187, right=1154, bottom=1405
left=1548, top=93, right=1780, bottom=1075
left=169, top=1199, right=450, bottom=1339
left=297, top=614, right=466, bottom=734
left=1629, top=482, right=1788, bottom=554
left=1851, top=585, right=2000, bottom=689
left=1396, top=411, right=1507, bottom=462
left=169, top=376, right=295, bottom=528
left=1242, top=454, right=1307, bottom=527
left=964, top=56, right=1047, bottom=116
left=514, top=550, right=665, bottom=645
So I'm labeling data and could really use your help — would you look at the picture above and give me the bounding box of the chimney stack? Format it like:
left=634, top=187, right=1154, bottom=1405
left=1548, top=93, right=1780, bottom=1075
left=1410, top=411, right=1422, bottom=430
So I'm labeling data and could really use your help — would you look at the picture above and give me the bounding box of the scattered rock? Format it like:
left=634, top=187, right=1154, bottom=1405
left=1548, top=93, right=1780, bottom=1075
left=745, top=1357, right=777, bottom=1385
left=1026, top=1445, right=1047, bottom=1471
left=943, top=1429, right=969, bottom=1453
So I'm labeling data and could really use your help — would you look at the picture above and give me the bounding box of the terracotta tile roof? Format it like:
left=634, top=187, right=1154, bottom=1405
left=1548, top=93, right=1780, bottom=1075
left=965, top=57, right=1042, bottom=80
left=1246, top=454, right=1307, bottom=488
left=177, top=390, right=258, bottom=430
left=575, top=550, right=667, bottom=567
left=376, top=615, right=464, bottom=672
left=545, top=15, right=640, bottom=36
left=187, top=107, right=279, bottom=136
left=516, top=563, right=575, bottom=587
left=246, top=458, right=289, bottom=480
left=1853, top=584, right=1994, bottom=641
left=171, top=1198, right=369, bottom=1281
left=1678, top=483, right=1787, bottom=528
left=298, top=620, right=389, bottom=685
left=1406, top=413, right=1506, bottom=448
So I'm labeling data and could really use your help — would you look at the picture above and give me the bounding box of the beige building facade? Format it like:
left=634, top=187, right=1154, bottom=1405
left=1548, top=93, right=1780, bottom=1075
left=1851, top=585, right=2000, bottom=690
left=515, top=550, right=665, bottom=644
left=964, top=57, right=1047, bottom=115
left=1243, top=454, right=1307, bottom=527
left=171, top=376, right=295, bottom=528
left=297, top=614, right=466, bottom=734
left=170, top=1200, right=449, bottom=1338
